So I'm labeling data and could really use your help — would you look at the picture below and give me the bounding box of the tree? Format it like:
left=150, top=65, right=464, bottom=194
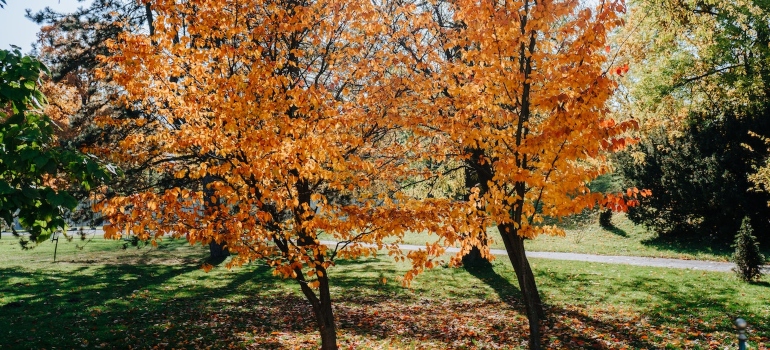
left=612, top=0, right=770, bottom=242
left=614, top=0, right=770, bottom=130
left=733, top=216, right=766, bottom=282
left=0, top=47, right=112, bottom=245
left=100, top=1, right=459, bottom=349
left=394, top=1, right=632, bottom=348
left=30, top=0, right=232, bottom=255
left=616, top=109, right=770, bottom=242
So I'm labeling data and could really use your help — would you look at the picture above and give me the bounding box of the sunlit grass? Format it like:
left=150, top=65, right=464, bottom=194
left=0, top=237, right=767, bottom=349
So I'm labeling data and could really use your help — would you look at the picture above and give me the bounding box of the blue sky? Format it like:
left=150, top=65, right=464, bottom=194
left=0, top=0, right=94, bottom=54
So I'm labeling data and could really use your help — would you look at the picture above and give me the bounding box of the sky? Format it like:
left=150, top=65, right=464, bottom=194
left=0, top=0, right=94, bottom=54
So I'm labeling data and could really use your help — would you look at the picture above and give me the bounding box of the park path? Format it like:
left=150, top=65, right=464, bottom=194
left=319, top=240, right=764, bottom=273
left=0, top=230, right=762, bottom=272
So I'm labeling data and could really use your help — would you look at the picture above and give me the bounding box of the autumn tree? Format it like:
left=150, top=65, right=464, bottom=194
left=29, top=1, right=235, bottom=256
left=393, top=1, right=632, bottom=348
left=100, top=1, right=460, bottom=348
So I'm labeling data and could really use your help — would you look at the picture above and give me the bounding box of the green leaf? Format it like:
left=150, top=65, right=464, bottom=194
left=33, top=155, right=49, bottom=170
left=0, top=182, right=13, bottom=195
left=21, top=187, right=40, bottom=199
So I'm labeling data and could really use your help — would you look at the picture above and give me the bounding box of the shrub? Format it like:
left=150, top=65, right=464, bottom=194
left=615, top=109, right=770, bottom=243
left=733, top=217, right=766, bottom=282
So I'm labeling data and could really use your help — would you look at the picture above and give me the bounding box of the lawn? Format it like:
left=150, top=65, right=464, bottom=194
left=0, top=236, right=768, bottom=349
left=392, top=213, right=770, bottom=262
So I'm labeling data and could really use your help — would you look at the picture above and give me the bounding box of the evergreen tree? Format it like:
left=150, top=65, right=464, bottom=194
left=733, top=217, right=766, bottom=282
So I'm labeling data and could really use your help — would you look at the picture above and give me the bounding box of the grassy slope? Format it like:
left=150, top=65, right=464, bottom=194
left=0, top=237, right=768, bottom=349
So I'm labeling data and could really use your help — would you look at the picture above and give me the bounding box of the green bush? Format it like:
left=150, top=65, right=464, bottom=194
left=733, top=217, right=766, bottom=282
left=615, top=109, right=770, bottom=243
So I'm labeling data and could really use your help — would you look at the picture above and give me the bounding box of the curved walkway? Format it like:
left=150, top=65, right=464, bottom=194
left=320, top=241, right=770, bottom=273
left=3, top=230, right=763, bottom=273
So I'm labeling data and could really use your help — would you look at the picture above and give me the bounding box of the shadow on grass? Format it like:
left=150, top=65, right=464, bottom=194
left=641, top=234, right=736, bottom=259
left=462, top=264, right=663, bottom=348
left=603, top=225, right=628, bottom=237
left=536, top=265, right=770, bottom=347
left=2, top=253, right=767, bottom=349
left=749, top=280, right=770, bottom=287
left=465, top=264, right=523, bottom=307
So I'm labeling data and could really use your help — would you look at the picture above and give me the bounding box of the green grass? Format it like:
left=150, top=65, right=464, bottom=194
left=0, top=236, right=768, bottom=349
left=392, top=213, right=770, bottom=262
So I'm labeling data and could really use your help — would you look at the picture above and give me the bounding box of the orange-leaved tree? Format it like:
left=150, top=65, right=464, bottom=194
left=396, top=0, right=637, bottom=348
left=99, top=0, right=461, bottom=349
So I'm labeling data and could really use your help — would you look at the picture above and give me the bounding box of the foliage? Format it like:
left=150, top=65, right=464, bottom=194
left=0, top=48, right=112, bottom=244
left=99, top=1, right=469, bottom=348
left=616, top=109, right=770, bottom=242
left=398, top=1, right=634, bottom=347
left=613, top=1, right=770, bottom=244
left=732, top=217, right=766, bottom=282
left=615, top=0, right=770, bottom=131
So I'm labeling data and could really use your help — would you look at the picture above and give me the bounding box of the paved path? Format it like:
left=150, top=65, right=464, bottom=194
left=1, top=230, right=763, bottom=273
left=320, top=240, right=770, bottom=273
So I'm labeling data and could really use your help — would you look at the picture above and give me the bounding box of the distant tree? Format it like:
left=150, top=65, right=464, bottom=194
left=613, top=1, right=770, bottom=243
left=733, top=217, right=766, bottom=282
left=0, top=48, right=112, bottom=245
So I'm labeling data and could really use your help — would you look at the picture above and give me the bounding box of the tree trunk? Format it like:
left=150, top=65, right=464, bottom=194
left=462, top=245, right=488, bottom=268
left=461, top=153, right=492, bottom=268
left=201, top=175, right=229, bottom=260
left=316, top=273, right=337, bottom=350
left=209, top=240, right=229, bottom=259
left=499, top=223, right=544, bottom=350
left=295, top=267, right=337, bottom=350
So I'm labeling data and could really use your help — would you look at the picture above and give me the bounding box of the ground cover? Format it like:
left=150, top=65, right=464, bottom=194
left=0, top=237, right=767, bottom=349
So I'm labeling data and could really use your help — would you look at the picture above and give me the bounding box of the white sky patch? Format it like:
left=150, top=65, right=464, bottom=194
left=0, top=0, right=94, bottom=54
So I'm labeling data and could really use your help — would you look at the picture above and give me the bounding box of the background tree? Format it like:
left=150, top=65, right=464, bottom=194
left=100, top=1, right=461, bottom=349
left=613, top=0, right=770, bottom=243
left=0, top=47, right=112, bottom=245
left=616, top=109, right=770, bottom=242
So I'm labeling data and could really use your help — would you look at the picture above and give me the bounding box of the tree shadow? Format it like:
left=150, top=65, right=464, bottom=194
left=465, top=264, right=523, bottom=308
left=641, top=234, right=735, bottom=258
left=544, top=305, right=661, bottom=349
left=537, top=265, right=770, bottom=347
left=3, top=252, right=767, bottom=349
left=604, top=226, right=628, bottom=237
left=748, top=280, right=770, bottom=288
